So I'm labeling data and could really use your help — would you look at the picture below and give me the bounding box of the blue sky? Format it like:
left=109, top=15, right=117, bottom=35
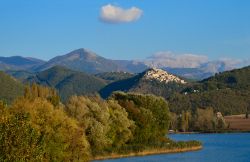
left=0, top=0, right=250, bottom=61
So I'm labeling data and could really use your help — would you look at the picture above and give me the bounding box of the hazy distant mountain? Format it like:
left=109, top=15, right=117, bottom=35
left=100, top=68, right=187, bottom=98
left=0, top=56, right=45, bottom=71
left=112, top=60, right=149, bottom=73
left=142, top=52, right=250, bottom=80
left=26, top=66, right=107, bottom=101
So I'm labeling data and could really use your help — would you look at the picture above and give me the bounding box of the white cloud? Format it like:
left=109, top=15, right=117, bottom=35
left=100, top=4, right=143, bottom=23
left=145, top=51, right=208, bottom=68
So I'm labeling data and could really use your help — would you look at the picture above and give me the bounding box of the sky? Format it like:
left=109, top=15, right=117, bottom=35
left=0, top=0, right=250, bottom=61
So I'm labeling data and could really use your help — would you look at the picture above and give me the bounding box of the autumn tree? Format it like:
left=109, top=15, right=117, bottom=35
left=178, top=111, right=192, bottom=132
left=0, top=111, right=45, bottom=161
left=195, top=107, right=214, bottom=131
left=0, top=85, right=90, bottom=161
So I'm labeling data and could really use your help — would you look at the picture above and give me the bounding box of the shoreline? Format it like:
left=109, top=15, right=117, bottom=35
left=170, top=130, right=250, bottom=134
left=92, top=146, right=202, bottom=161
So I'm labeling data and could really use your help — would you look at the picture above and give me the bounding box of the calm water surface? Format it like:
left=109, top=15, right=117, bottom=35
left=95, top=133, right=250, bottom=162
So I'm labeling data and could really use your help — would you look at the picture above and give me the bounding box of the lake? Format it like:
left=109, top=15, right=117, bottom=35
left=94, top=133, right=250, bottom=162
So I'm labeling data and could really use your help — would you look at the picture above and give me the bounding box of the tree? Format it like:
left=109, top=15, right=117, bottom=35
left=169, top=112, right=177, bottom=131
left=0, top=100, right=46, bottom=161
left=179, top=111, right=192, bottom=132
left=24, top=83, right=60, bottom=107
left=10, top=85, right=90, bottom=161
left=195, top=107, right=214, bottom=131
left=65, top=96, right=111, bottom=154
left=0, top=111, right=45, bottom=161
left=110, top=92, right=170, bottom=145
left=106, top=99, right=134, bottom=149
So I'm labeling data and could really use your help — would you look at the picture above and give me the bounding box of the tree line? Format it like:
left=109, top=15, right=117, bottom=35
left=169, top=107, right=228, bottom=132
left=0, top=84, right=200, bottom=161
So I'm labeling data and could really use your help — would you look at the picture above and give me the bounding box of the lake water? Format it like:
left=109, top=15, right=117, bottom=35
left=95, top=133, right=250, bottom=162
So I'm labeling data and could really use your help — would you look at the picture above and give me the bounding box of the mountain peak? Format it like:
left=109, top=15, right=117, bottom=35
left=65, top=48, right=98, bottom=60
left=143, top=68, right=186, bottom=84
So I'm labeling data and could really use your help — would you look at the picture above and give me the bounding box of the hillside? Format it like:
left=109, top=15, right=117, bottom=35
left=200, top=65, right=250, bottom=90
left=0, top=71, right=24, bottom=103
left=99, top=66, right=250, bottom=116
left=100, top=68, right=187, bottom=98
left=26, top=66, right=107, bottom=101
left=95, top=71, right=135, bottom=83
left=169, top=66, right=250, bottom=115
left=0, top=56, right=45, bottom=71
left=5, top=70, right=35, bottom=81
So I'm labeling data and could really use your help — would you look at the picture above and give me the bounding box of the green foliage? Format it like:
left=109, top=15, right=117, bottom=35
left=26, top=66, right=106, bottom=102
left=200, top=66, right=250, bottom=91
left=169, top=89, right=250, bottom=115
left=110, top=92, right=170, bottom=145
left=65, top=96, right=135, bottom=155
left=106, top=100, right=135, bottom=149
left=65, top=96, right=111, bottom=153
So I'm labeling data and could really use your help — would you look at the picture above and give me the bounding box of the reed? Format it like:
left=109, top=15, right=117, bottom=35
left=92, top=146, right=202, bottom=160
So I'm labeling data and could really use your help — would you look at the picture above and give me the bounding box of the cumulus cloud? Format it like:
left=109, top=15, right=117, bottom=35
left=145, top=51, right=209, bottom=68
left=100, top=4, right=143, bottom=23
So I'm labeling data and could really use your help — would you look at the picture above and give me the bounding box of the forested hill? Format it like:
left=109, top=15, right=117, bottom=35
left=169, top=66, right=250, bottom=115
left=100, top=68, right=187, bottom=98
left=0, top=71, right=24, bottom=103
left=200, top=65, right=250, bottom=90
left=25, top=66, right=107, bottom=101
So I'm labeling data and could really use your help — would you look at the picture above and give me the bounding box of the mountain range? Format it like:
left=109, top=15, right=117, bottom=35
left=1, top=48, right=249, bottom=80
